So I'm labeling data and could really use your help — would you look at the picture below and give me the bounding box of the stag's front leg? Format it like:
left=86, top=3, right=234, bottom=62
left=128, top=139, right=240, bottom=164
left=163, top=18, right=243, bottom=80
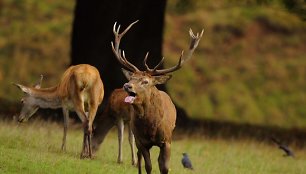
left=117, top=118, right=124, bottom=164
left=137, top=150, right=142, bottom=174
left=140, top=147, right=152, bottom=174
left=61, top=107, right=69, bottom=151
left=158, top=143, right=171, bottom=174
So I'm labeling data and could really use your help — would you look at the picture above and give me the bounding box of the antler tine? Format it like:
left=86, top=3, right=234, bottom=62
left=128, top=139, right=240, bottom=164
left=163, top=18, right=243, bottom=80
left=151, top=28, right=204, bottom=75
left=152, top=57, right=165, bottom=72
left=143, top=52, right=166, bottom=74
left=122, top=50, right=139, bottom=71
left=111, top=20, right=140, bottom=72
left=143, top=52, right=151, bottom=71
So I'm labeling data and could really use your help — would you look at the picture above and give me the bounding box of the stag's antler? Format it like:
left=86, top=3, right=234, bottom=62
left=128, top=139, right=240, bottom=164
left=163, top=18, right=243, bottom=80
left=111, top=20, right=140, bottom=72
left=144, top=29, right=204, bottom=75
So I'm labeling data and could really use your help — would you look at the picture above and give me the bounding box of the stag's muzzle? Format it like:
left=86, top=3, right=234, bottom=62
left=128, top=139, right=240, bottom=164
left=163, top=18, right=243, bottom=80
left=123, top=83, right=136, bottom=104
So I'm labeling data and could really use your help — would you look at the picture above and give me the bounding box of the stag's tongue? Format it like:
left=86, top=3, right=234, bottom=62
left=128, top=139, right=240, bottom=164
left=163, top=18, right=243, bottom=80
left=125, top=96, right=135, bottom=104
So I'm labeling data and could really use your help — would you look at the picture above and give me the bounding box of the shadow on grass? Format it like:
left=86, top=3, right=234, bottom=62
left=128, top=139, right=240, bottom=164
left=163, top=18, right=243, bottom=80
left=175, top=107, right=306, bottom=148
left=2, top=98, right=305, bottom=148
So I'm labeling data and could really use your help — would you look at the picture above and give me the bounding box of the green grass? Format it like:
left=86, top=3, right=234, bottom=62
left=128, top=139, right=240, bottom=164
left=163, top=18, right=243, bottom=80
left=0, top=120, right=305, bottom=174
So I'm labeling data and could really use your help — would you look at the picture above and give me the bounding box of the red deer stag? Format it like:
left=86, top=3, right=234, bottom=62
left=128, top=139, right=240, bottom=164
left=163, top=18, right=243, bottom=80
left=14, top=64, right=104, bottom=159
left=92, top=88, right=137, bottom=165
left=111, top=21, right=203, bottom=174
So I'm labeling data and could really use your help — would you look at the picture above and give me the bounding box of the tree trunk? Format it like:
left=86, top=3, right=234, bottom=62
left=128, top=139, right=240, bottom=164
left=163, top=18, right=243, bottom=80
left=71, top=0, right=167, bottom=96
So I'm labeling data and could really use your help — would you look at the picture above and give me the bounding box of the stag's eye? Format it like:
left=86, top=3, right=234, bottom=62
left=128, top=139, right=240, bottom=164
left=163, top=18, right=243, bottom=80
left=21, top=99, right=24, bottom=104
left=141, top=80, right=149, bottom=85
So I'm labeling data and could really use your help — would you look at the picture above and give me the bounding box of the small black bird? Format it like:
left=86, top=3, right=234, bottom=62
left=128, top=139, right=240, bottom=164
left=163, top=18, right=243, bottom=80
left=182, top=153, right=194, bottom=170
left=271, top=137, right=295, bottom=157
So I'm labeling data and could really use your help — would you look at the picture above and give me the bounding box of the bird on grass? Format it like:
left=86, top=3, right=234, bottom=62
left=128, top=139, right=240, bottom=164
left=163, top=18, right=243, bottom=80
left=182, top=153, right=194, bottom=170
left=271, top=137, right=295, bottom=157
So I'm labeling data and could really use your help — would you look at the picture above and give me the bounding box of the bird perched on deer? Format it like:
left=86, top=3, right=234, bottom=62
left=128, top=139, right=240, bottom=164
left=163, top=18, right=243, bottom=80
left=14, top=64, right=104, bottom=159
left=111, top=20, right=203, bottom=174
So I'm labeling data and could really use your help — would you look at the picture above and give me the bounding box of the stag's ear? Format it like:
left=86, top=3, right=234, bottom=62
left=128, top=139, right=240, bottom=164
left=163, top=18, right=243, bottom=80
left=13, top=83, right=32, bottom=94
left=121, top=68, right=133, bottom=80
left=153, top=75, right=172, bottom=85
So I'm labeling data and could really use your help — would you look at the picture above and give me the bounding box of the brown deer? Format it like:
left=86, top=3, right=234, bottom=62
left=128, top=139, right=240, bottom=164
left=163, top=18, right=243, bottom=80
left=92, top=88, right=137, bottom=165
left=111, top=21, right=203, bottom=174
left=14, top=64, right=104, bottom=159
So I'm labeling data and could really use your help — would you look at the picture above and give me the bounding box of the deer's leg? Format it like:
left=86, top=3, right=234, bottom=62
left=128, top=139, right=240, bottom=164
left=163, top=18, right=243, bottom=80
left=158, top=143, right=171, bottom=174
left=137, top=145, right=152, bottom=174
left=61, top=107, right=69, bottom=151
left=117, top=118, right=124, bottom=164
left=128, top=123, right=137, bottom=166
left=86, top=98, right=100, bottom=158
left=81, top=119, right=90, bottom=158
left=72, top=95, right=89, bottom=159
left=137, top=150, right=142, bottom=174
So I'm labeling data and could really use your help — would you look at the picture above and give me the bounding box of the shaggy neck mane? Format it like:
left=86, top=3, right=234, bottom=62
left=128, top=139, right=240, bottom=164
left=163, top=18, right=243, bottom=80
left=133, top=87, right=163, bottom=118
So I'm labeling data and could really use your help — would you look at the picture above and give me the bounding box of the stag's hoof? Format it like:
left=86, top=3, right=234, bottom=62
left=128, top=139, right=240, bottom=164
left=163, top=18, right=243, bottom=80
left=117, top=159, right=123, bottom=164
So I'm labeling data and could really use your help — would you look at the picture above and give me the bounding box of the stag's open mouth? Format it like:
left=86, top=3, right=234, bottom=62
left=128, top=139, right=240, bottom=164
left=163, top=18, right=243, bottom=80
left=124, top=92, right=136, bottom=104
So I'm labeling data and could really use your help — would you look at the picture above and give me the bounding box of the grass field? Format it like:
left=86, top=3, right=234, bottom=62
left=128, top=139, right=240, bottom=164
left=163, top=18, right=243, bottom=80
left=0, top=120, right=305, bottom=174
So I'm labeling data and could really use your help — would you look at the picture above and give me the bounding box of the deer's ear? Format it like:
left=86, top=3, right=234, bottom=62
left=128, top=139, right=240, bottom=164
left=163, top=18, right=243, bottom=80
left=13, top=83, right=32, bottom=94
left=33, top=74, right=43, bottom=89
left=153, top=75, right=172, bottom=85
left=121, top=68, right=133, bottom=80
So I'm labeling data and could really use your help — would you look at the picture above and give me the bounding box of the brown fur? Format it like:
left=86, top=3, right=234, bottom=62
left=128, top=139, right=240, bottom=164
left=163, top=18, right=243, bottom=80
left=123, top=71, right=176, bottom=174
left=110, top=21, right=202, bottom=173
left=92, top=88, right=137, bottom=165
left=15, top=64, right=104, bottom=158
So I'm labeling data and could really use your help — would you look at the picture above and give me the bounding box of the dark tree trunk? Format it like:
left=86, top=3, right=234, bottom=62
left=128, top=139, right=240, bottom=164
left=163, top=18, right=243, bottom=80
left=71, top=0, right=167, bottom=97
left=71, top=0, right=189, bottom=124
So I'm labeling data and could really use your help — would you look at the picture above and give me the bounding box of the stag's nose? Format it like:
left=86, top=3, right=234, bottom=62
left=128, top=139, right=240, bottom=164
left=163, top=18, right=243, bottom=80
left=123, top=83, right=132, bottom=91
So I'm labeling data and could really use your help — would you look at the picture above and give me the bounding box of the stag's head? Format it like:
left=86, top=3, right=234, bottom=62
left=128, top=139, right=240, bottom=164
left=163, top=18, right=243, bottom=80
left=111, top=21, right=203, bottom=104
left=13, top=75, right=43, bottom=122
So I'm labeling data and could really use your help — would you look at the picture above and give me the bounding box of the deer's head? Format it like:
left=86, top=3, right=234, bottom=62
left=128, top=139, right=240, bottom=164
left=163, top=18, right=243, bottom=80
left=13, top=75, right=43, bottom=122
left=111, top=21, right=203, bottom=104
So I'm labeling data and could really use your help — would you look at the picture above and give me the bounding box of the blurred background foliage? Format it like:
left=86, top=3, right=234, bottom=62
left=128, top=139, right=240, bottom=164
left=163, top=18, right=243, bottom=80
left=0, top=0, right=305, bottom=128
